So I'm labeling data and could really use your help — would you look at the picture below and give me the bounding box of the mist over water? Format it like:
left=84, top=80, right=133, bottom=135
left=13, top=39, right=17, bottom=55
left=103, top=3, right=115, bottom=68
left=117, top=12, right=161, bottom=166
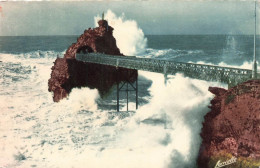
left=94, top=10, right=147, bottom=56
left=0, top=10, right=258, bottom=168
left=0, top=52, right=224, bottom=168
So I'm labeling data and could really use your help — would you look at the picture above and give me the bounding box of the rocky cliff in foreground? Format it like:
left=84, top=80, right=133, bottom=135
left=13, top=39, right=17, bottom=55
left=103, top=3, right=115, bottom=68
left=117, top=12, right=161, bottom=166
left=48, top=20, right=137, bottom=102
left=198, top=80, right=260, bottom=168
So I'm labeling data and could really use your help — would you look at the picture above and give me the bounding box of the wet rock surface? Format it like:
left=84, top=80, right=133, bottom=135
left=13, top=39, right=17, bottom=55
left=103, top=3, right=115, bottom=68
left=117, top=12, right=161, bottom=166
left=197, top=80, right=260, bottom=168
left=48, top=20, right=137, bottom=102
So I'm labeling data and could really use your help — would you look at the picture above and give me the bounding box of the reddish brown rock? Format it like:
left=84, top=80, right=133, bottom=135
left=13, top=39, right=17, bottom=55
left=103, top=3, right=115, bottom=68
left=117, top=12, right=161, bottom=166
left=198, top=80, right=260, bottom=168
left=64, top=20, right=122, bottom=59
left=48, top=20, right=137, bottom=102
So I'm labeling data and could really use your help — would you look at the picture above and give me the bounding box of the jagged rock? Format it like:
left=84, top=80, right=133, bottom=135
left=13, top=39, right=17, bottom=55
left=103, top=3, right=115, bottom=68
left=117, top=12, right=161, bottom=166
left=197, top=80, right=260, bottom=168
left=64, top=20, right=122, bottom=59
left=48, top=20, right=137, bottom=102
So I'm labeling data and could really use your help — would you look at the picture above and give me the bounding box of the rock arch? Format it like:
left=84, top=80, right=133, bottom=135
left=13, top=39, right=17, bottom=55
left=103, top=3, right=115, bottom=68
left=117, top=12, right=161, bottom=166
left=76, top=45, right=94, bottom=54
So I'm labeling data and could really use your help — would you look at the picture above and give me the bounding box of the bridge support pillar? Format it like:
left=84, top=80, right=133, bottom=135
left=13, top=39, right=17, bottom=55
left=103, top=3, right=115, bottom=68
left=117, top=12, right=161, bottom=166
left=164, top=65, right=168, bottom=85
left=136, top=71, right=138, bottom=110
left=126, top=82, right=129, bottom=111
left=116, top=70, right=138, bottom=112
left=117, top=79, right=119, bottom=112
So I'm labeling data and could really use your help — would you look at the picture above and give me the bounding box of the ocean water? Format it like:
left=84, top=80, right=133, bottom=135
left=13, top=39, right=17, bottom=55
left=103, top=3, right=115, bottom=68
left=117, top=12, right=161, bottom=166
left=0, top=32, right=259, bottom=168
left=1, top=10, right=260, bottom=167
left=0, top=34, right=258, bottom=168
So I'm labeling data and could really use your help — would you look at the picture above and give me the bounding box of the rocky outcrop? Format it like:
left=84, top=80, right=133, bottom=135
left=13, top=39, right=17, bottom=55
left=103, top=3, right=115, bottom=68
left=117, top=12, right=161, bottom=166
left=48, top=20, right=137, bottom=102
left=197, top=80, right=260, bottom=168
left=64, top=20, right=122, bottom=59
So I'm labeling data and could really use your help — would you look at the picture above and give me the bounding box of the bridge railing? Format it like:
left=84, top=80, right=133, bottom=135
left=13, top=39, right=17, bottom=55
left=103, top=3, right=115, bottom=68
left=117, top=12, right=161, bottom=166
left=76, top=53, right=252, bottom=86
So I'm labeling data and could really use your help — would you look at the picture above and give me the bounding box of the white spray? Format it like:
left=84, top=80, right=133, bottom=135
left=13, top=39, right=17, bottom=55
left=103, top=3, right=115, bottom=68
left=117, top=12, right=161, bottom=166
left=94, top=10, right=147, bottom=56
left=0, top=11, right=245, bottom=168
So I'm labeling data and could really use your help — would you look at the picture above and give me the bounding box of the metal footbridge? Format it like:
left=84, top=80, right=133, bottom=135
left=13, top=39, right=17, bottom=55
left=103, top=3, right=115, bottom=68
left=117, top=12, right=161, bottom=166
left=76, top=53, right=255, bottom=112
left=76, top=53, right=252, bottom=85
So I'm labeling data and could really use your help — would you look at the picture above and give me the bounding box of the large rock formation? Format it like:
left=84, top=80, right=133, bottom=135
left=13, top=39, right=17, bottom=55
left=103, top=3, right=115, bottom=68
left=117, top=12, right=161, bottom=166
left=197, top=80, right=260, bottom=168
left=48, top=20, right=137, bottom=102
left=64, top=20, right=122, bottom=59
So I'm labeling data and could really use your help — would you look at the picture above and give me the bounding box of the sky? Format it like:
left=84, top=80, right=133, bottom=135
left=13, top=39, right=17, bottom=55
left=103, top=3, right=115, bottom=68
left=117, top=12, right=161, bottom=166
left=0, top=1, right=259, bottom=36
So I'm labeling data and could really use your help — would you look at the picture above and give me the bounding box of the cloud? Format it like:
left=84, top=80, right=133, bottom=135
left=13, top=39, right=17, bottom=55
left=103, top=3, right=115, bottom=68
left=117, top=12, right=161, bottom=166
left=0, top=1, right=257, bottom=36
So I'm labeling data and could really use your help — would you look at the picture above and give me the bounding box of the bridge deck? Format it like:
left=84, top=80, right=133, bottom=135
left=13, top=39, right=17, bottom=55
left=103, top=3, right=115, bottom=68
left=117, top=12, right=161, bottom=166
left=76, top=53, right=252, bottom=85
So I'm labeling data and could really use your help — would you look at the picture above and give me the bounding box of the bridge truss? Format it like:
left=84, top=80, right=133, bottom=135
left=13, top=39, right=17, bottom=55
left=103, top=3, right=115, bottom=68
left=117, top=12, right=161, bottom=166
left=76, top=53, right=252, bottom=86
left=76, top=53, right=254, bottom=111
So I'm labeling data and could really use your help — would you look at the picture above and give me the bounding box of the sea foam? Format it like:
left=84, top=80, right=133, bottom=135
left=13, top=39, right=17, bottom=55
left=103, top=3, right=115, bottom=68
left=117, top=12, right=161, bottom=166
left=0, top=10, right=256, bottom=168
left=94, top=10, right=147, bottom=56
